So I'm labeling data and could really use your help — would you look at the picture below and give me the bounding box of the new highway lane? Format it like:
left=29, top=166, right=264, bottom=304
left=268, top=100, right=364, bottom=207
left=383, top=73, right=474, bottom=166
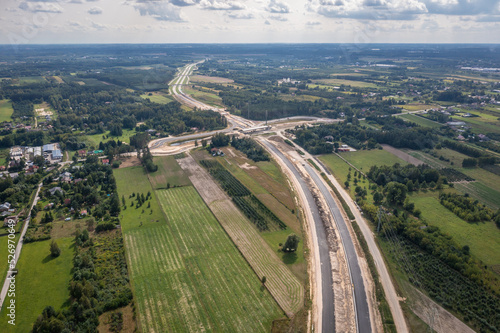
left=261, top=140, right=336, bottom=333
left=305, top=164, right=371, bottom=333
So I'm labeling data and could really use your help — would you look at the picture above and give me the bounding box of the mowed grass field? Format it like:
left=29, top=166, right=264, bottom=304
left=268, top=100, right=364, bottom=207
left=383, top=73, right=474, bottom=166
left=397, top=114, right=442, bottom=128
left=0, top=237, right=74, bottom=332
left=0, top=99, right=14, bottom=122
left=140, top=92, right=173, bottom=104
left=408, top=191, right=500, bottom=268
left=114, top=166, right=167, bottom=233
left=311, top=78, right=377, bottom=88
left=183, top=85, right=224, bottom=108
left=149, top=156, right=191, bottom=189
left=406, top=148, right=500, bottom=209
left=340, top=149, right=407, bottom=172
left=124, top=186, right=283, bottom=332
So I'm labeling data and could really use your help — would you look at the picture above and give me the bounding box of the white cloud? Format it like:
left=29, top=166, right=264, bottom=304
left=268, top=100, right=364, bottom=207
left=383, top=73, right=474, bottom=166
left=88, top=6, right=102, bottom=14
left=200, top=0, right=246, bottom=10
left=310, top=0, right=428, bottom=20
left=227, top=12, right=254, bottom=19
left=268, top=15, right=287, bottom=21
left=306, top=20, right=321, bottom=25
left=170, top=0, right=200, bottom=6
left=266, top=0, right=290, bottom=13
left=19, top=2, right=64, bottom=13
left=132, top=2, right=183, bottom=21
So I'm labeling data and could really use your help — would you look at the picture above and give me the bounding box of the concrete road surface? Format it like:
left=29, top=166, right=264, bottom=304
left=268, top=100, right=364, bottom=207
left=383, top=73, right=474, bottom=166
left=261, top=140, right=336, bottom=333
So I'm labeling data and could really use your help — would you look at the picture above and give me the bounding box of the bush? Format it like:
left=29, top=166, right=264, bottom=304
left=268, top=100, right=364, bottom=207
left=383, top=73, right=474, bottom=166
left=95, top=222, right=116, bottom=233
left=50, top=240, right=61, bottom=258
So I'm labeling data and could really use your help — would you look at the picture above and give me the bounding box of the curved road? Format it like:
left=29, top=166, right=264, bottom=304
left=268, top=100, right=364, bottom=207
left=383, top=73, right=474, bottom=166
left=260, top=140, right=336, bottom=333
left=153, top=61, right=409, bottom=333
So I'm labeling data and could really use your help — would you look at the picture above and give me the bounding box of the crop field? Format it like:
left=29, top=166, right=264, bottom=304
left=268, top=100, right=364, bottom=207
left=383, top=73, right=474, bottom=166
left=125, top=186, right=283, bottom=333
left=278, top=94, right=326, bottom=102
left=451, top=114, right=500, bottom=135
left=400, top=104, right=437, bottom=111
left=0, top=237, right=73, bottom=333
left=183, top=85, right=224, bottom=108
left=0, top=99, right=13, bottom=122
left=114, top=166, right=166, bottom=232
left=311, top=78, right=377, bottom=88
left=397, top=114, right=442, bottom=128
left=149, top=156, right=191, bottom=189
left=409, top=191, right=500, bottom=267
left=140, top=92, right=173, bottom=104
left=340, top=149, right=407, bottom=172
left=190, top=75, right=234, bottom=83
left=404, top=149, right=500, bottom=209
left=209, top=200, right=304, bottom=315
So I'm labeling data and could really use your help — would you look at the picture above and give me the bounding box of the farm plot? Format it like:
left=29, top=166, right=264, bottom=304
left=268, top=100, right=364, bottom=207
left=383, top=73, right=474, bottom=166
left=0, top=99, right=14, bottom=122
left=177, top=155, right=304, bottom=316
left=126, top=186, right=282, bottom=333
left=148, top=156, right=191, bottom=189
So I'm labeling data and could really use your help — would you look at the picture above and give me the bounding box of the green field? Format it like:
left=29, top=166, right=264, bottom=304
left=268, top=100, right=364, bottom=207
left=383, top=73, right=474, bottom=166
left=397, top=114, right=442, bottom=128
left=0, top=237, right=74, bottom=332
left=114, top=166, right=166, bottom=233
left=340, top=149, right=407, bottom=172
left=140, top=92, right=173, bottom=104
left=319, top=150, right=404, bottom=201
left=149, top=156, right=191, bottom=189
left=409, top=192, right=500, bottom=267
left=0, top=99, right=13, bottom=122
left=311, top=78, right=377, bottom=88
left=183, top=85, right=224, bottom=108
left=123, top=185, right=283, bottom=332
left=0, top=233, right=20, bottom=286
left=406, top=148, right=500, bottom=209
left=84, top=128, right=137, bottom=148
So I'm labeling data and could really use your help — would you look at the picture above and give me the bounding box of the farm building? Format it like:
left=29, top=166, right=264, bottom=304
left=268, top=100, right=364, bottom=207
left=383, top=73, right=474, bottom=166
left=3, top=216, right=18, bottom=227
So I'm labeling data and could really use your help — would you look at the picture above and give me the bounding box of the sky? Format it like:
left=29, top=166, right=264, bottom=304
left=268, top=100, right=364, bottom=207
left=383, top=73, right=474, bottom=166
left=0, top=0, right=499, bottom=44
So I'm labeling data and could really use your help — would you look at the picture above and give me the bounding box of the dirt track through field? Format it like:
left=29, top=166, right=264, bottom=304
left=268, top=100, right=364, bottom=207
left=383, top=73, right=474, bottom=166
left=178, top=154, right=304, bottom=316
left=381, top=144, right=425, bottom=166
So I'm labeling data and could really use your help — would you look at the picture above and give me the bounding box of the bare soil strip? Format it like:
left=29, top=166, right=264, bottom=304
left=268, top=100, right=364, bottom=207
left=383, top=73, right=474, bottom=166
left=177, top=154, right=304, bottom=316
left=381, top=144, right=425, bottom=166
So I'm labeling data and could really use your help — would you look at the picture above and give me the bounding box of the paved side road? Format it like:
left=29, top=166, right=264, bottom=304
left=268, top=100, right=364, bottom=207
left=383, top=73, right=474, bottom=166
left=0, top=183, right=42, bottom=311
left=261, top=140, right=336, bottom=333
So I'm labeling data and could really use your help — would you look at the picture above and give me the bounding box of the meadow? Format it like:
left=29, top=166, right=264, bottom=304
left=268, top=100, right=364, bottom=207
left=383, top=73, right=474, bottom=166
left=396, top=114, right=442, bottom=128
left=0, top=99, right=13, bottom=122
left=124, top=186, right=283, bottom=332
left=0, top=237, right=74, bottom=332
left=114, top=166, right=166, bottom=233
left=84, top=128, right=137, bottom=147
left=149, top=156, right=191, bottom=189
left=183, top=85, right=224, bottom=108
left=140, top=92, right=173, bottom=104
left=408, top=191, right=500, bottom=268
left=311, top=78, right=377, bottom=88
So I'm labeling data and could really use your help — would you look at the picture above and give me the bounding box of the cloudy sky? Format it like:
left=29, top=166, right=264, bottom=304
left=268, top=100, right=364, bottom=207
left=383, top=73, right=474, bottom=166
left=0, top=0, right=499, bottom=44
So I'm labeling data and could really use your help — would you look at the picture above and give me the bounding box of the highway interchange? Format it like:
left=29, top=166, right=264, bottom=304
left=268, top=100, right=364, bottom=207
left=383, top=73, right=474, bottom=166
left=150, top=61, right=409, bottom=333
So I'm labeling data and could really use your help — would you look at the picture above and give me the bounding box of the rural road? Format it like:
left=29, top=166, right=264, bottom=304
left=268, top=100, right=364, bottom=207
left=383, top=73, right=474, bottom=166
left=260, top=139, right=336, bottom=333
left=0, top=182, right=42, bottom=311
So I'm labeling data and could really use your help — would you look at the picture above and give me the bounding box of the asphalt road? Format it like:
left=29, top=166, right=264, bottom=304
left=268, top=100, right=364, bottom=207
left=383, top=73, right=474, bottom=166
left=305, top=164, right=371, bottom=333
left=0, top=183, right=42, bottom=311
left=261, top=140, right=336, bottom=333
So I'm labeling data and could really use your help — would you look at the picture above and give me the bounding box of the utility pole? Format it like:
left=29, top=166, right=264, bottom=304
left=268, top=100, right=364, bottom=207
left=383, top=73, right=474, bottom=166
left=377, top=206, right=383, bottom=233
